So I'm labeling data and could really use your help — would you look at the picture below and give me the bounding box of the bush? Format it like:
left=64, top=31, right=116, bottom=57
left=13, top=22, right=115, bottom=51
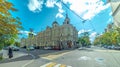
left=0, top=50, right=3, bottom=60
left=0, top=43, right=4, bottom=50
left=0, top=56, right=3, bottom=60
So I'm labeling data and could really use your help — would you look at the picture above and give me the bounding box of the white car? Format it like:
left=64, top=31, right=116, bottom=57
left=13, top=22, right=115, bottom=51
left=44, top=47, right=52, bottom=50
left=27, top=46, right=35, bottom=50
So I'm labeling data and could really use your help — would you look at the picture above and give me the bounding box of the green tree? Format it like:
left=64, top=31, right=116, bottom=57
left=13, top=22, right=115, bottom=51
left=14, top=42, right=20, bottom=47
left=93, top=27, right=120, bottom=46
left=78, top=32, right=91, bottom=47
left=0, top=0, right=22, bottom=49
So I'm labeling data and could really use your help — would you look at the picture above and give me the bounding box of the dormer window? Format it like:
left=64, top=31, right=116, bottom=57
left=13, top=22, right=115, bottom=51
left=52, top=21, right=59, bottom=27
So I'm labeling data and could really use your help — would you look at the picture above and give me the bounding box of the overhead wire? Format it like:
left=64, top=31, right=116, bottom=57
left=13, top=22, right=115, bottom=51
left=60, top=0, right=86, bottom=22
left=59, top=0, right=96, bottom=33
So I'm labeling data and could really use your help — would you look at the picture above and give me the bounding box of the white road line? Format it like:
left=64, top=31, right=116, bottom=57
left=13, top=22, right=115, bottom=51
left=54, top=64, right=61, bottom=67
left=22, top=54, right=35, bottom=67
left=40, top=62, right=53, bottom=67
left=40, top=62, right=72, bottom=67
left=22, top=60, right=34, bottom=67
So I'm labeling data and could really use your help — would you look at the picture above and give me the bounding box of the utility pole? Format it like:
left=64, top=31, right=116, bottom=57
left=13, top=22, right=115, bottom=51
left=29, top=28, right=34, bottom=46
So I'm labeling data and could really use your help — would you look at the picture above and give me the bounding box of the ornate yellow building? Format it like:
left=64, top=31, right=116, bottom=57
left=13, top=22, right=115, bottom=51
left=21, top=14, right=78, bottom=49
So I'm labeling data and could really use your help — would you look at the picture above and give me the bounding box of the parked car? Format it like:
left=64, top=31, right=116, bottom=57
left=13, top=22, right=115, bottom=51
left=44, top=47, right=52, bottom=50
left=114, top=46, right=120, bottom=50
left=27, top=46, right=35, bottom=50
left=22, top=46, right=27, bottom=49
left=11, top=46, right=20, bottom=51
left=34, top=46, right=40, bottom=49
left=107, top=46, right=111, bottom=49
left=53, top=46, right=61, bottom=50
left=86, top=46, right=91, bottom=48
left=4, top=46, right=20, bottom=51
left=103, top=45, right=108, bottom=48
left=3, top=46, right=9, bottom=50
left=106, top=45, right=115, bottom=49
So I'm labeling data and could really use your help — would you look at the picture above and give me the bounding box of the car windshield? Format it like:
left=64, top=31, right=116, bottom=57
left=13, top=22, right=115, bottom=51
left=0, top=0, right=120, bottom=67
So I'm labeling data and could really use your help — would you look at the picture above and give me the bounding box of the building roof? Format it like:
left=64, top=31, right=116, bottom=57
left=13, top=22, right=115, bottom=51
left=52, top=21, right=58, bottom=24
left=63, top=14, right=70, bottom=24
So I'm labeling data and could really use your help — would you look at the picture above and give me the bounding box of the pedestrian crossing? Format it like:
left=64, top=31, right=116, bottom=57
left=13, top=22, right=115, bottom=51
left=40, top=62, right=72, bottom=67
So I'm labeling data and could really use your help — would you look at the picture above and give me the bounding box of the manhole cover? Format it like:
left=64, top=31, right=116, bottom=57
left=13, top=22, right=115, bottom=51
left=95, top=58, right=104, bottom=63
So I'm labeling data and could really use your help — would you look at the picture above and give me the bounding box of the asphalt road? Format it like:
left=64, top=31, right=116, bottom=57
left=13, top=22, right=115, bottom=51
left=0, top=47, right=120, bottom=67
left=53, top=48, right=120, bottom=67
left=0, top=49, right=70, bottom=67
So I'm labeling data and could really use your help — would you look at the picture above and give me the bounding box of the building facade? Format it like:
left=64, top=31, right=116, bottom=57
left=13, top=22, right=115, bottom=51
left=108, top=0, right=120, bottom=27
left=105, top=23, right=114, bottom=32
left=21, top=14, right=78, bottom=49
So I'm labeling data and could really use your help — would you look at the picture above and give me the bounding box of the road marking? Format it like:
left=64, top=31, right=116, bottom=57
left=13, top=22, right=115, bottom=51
left=54, top=64, right=61, bottom=67
left=78, top=56, right=91, bottom=60
left=95, top=50, right=120, bottom=52
left=60, top=64, right=66, bottom=67
left=46, top=62, right=57, bottom=67
left=40, top=62, right=72, bottom=67
left=41, top=51, right=71, bottom=60
left=22, top=54, right=35, bottom=67
left=40, top=62, right=53, bottom=67
left=22, top=60, right=34, bottom=67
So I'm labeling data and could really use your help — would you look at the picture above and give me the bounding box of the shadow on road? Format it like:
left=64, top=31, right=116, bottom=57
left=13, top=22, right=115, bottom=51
left=0, top=49, right=72, bottom=64
left=78, top=48, right=94, bottom=52
left=0, top=55, right=32, bottom=64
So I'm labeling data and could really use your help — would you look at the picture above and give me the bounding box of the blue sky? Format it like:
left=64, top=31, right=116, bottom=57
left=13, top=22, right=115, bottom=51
left=9, top=0, right=113, bottom=42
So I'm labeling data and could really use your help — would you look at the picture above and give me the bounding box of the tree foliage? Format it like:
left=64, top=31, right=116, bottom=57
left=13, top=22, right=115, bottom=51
left=93, top=27, right=120, bottom=46
left=0, top=0, right=22, bottom=48
left=78, top=32, right=91, bottom=47
left=14, top=41, right=20, bottom=47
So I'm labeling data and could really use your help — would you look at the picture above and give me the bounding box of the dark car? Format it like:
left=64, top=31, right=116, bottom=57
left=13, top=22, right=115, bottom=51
left=114, top=46, right=120, bottom=50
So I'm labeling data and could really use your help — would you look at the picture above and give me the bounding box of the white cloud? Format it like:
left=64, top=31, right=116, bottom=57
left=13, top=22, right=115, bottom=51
left=27, top=0, right=64, bottom=18
left=27, top=0, right=44, bottom=12
left=63, top=0, right=110, bottom=20
left=109, top=12, right=112, bottom=16
left=107, top=18, right=112, bottom=23
left=19, top=30, right=30, bottom=36
left=27, top=0, right=110, bottom=19
left=78, top=29, right=92, bottom=35
left=45, top=0, right=56, bottom=7
left=45, top=0, right=64, bottom=18
left=89, top=32, right=97, bottom=42
left=19, top=30, right=37, bottom=36
left=55, top=2, right=64, bottom=18
left=56, top=13, right=64, bottom=18
left=58, top=7, right=64, bottom=13
left=89, top=32, right=97, bottom=38
left=55, top=2, right=62, bottom=9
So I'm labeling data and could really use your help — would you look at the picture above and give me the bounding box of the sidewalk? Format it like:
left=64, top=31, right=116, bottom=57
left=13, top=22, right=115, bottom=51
left=0, top=50, right=27, bottom=61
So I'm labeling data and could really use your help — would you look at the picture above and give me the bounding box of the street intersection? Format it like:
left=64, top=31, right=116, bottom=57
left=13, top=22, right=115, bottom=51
left=0, top=47, right=120, bottom=67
